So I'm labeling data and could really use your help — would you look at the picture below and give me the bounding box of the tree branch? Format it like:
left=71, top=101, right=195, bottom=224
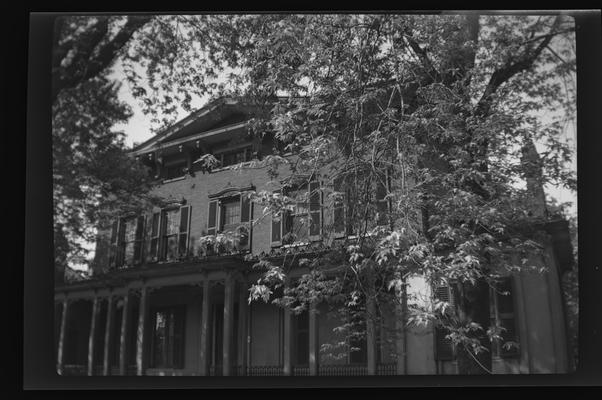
left=52, top=15, right=153, bottom=103
left=475, top=15, right=564, bottom=117
left=402, top=30, right=441, bottom=83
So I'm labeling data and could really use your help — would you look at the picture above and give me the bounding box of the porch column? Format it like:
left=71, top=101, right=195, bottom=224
left=103, top=296, right=114, bottom=376
left=119, top=291, right=131, bottom=375
left=222, top=272, right=235, bottom=376
left=57, top=297, right=69, bottom=375
left=136, top=287, right=149, bottom=376
left=199, top=277, right=211, bottom=376
left=282, top=307, right=293, bottom=376
left=366, top=294, right=377, bottom=375
left=87, top=296, right=100, bottom=376
left=237, top=279, right=249, bottom=376
left=308, top=302, right=319, bottom=376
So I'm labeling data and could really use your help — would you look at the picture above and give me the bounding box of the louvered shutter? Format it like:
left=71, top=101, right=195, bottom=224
left=271, top=190, right=282, bottom=246
left=109, top=220, right=119, bottom=268
left=333, top=176, right=345, bottom=237
left=309, top=181, right=321, bottom=238
left=239, top=195, right=252, bottom=248
left=157, top=211, right=167, bottom=261
left=434, top=284, right=455, bottom=361
left=116, top=219, right=126, bottom=267
left=149, top=212, right=161, bottom=262
left=178, top=205, right=191, bottom=257
left=133, top=215, right=146, bottom=264
left=207, top=200, right=219, bottom=235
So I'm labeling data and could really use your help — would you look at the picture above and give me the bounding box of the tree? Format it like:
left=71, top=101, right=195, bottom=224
left=52, top=16, right=160, bottom=281
left=117, top=14, right=576, bottom=373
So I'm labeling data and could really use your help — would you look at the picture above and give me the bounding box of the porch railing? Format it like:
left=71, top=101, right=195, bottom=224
left=319, top=364, right=367, bottom=376
left=247, top=365, right=284, bottom=376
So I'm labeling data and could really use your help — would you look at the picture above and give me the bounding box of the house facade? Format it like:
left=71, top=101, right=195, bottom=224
left=54, top=97, right=573, bottom=376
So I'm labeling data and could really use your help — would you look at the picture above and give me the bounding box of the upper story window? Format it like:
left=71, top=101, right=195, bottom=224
left=214, top=145, right=253, bottom=168
left=271, top=180, right=322, bottom=247
left=109, top=215, right=145, bottom=269
left=206, top=192, right=253, bottom=252
left=148, top=205, right=191, bottom=263
left=332, top=168, right=391, bottom=238
left=221, top=197, right=241, bottom=227
left=165, top=162, right=187, bottom=180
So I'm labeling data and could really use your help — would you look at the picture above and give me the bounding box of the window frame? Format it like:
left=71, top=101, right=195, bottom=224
left=207, top=191, right=253, bottom=252
left=149, top=205, right=192, bottom=262
left=271, top=179, right=322, bottom=247
left=213, top=144, right=254, bottom=168
left=162, top=156, right=188, bottom=181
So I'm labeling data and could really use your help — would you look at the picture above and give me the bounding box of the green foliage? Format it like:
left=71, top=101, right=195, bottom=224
left=53, top=16, right=162, bottom=274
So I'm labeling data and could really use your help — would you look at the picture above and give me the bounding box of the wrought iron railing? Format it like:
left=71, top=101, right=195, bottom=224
left=376, top=363, right=397, bottom=375
left=293, top=366, right=310, bottom=376
left=247, top=365, right=284, bottom=376
left=319, top=364, right=367, bottom=376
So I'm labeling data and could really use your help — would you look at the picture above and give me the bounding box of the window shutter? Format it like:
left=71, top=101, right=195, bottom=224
left=133, top=215, right=146, bottom=264
left=240, top=195, right=251, bottom=223
left=149, top=212, right=161, bottom=262
left=207, top=200, right=219, bottom=236
left=108, top=220, right=119, bottom=268
left=309, top=181, right=321, bottom=238
left=178, top=205, right=191, bottom=257
left=333, top=176, right=345, bottom=237
left=239, top=195, right=252, bottom=249
left=271, top=190, right=282, bottom=246
left=158, top=211, right=167, bottom=261
left=494, top=277, right=519, bottom=358
left=434, top=284, right=455, bottom=361
left=116, top=218, right=126, bottom=267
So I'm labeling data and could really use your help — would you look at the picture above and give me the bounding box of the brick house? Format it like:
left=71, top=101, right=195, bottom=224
left=54, top=97, right=574, bottom=376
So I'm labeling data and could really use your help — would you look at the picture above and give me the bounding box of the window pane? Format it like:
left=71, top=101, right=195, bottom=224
left=166, top=163, right=185, bottom=179
left=124, top=218, right=137, bottom=242
left=292, top=215, right=309, bottom=241
left=166, top=236, right=178, bottom=261
left=165, top=209, right=180, bottom=235
left=124, top=242, right=135, bottom=265
left=222, top=199, right=240, bottom=226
